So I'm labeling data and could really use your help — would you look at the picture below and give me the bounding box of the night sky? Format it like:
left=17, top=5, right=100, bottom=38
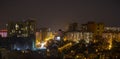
left=0, top=0, right=120, bottom=30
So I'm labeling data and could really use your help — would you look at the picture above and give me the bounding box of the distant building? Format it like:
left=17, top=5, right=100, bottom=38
left=81, top=21, right=104, bottom=36
left=7, top=19, right=36, bottom=37
left=35, top=28, right=54, bottom=49
left=64, top=22, right=93, bottom=43
left=102, top=31, right=113, bottom=50
left=104, top=26, right=120, bottom=32
left=36, top=28, right=53, bottom=42
left=7, top=19, right=36, bottom=50
left=64, top=31, right=93, bottom=43
left=101, top=27, right=120, bottom=50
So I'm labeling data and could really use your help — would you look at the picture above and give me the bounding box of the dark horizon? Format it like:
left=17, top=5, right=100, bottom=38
left=0, top=0, right=120, bottom=30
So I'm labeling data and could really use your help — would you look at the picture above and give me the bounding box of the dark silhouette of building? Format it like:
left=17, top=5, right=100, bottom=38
left=68, top=22, right=79, bottom=31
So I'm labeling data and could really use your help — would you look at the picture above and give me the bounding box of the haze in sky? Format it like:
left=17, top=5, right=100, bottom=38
left=0, top=0, right=120, bottom=30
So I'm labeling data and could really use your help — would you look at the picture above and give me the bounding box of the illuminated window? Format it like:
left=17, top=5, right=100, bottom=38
left=12, top=30, right=15, bottom=33
left=56, top=36, right=60, bottom=41
left=15, top=24, right=19, bottom=30
left=19, top=31, right=21, bottom=33
left=25, top=27, right=27, bottom=30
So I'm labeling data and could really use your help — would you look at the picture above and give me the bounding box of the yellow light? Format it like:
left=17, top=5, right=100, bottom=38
left=58, top=42, right=72, bottom=52
left=108, top=36, right=112, bottom=50
left=64, top=36, right=67, bottom=41
left=40, top=42, right=46, bottom=48
left=35, top=31, right=55, bottom=49
left=108, top=44, right=112, bottom=50
left=96, top=49, right=98, bottom=52
left=76, top=55, right=79, bottom=58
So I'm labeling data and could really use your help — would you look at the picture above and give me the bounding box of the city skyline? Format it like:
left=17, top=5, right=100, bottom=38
left=0, top=0, right=120, bottom=30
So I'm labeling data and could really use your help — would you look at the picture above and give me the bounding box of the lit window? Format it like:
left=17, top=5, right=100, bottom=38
left=56, top=36, right=60, bottom=41
left=12, top=30, right=15, bottom=33
left=19, top=31, right=21, bottom=33
left=15, top=24, right=19, bottom=30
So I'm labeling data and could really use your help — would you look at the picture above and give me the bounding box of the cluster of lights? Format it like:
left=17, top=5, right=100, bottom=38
left=65, top=32, right=93, bottom=43
left=35, top=31, right=55, bottom=49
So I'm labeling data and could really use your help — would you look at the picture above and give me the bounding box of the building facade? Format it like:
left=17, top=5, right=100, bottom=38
left=81, top=21, right=104, bottom=36
left=35, top=28, right=54, bottom=49
left=7, top=19, right=36, bottom=50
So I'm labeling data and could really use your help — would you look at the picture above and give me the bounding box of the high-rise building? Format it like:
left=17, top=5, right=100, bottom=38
left=35, top=28, right=54, bottom=49
left=64, top=31, right=93, bottom=43
left=7, top=19, right=36, bottom=37
left=64, top=22, right=93, bottom=43
left=81, top=21, right=104, bottom=36
left=7, top=19, right=36, bottom=50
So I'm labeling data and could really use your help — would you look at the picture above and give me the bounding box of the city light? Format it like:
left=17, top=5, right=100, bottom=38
left=56, top=36, right=61, bottom=41
left=35, top=30, right=54, bottom=49
left=39, top=42, right=46, bottom=49
left=108, top=38, right=112, bottom=50
left=1, top=20, right=120, bottom=59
